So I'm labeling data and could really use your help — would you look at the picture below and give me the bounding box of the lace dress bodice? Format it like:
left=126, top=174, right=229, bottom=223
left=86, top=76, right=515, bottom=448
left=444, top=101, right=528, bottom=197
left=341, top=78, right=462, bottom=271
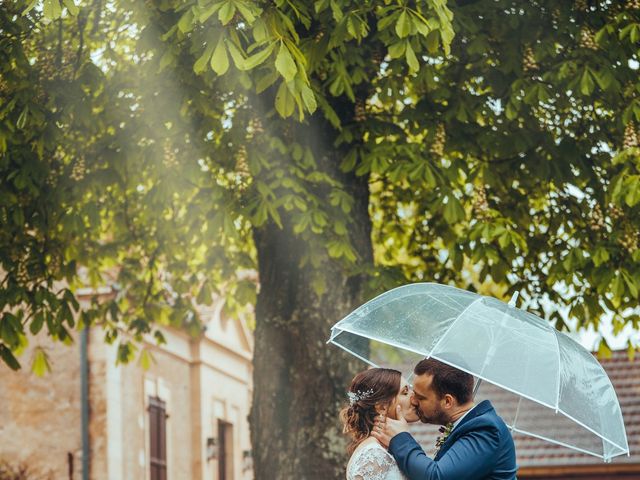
left=346, top=441, right=407, bottom=480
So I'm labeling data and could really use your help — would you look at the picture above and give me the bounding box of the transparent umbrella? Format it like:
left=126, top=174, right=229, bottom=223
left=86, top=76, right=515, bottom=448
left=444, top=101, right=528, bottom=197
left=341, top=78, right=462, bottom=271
left=328, top=283, right=629, bottom=462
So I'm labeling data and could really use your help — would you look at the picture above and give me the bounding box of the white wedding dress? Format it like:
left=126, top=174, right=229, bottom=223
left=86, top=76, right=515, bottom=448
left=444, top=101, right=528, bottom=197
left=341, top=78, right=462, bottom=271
left=346, top=441, right=407, bottom=480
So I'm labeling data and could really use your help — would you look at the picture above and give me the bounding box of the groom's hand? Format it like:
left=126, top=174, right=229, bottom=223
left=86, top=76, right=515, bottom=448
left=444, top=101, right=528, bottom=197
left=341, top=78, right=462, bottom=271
left=371, top=405, right=409, bottom=448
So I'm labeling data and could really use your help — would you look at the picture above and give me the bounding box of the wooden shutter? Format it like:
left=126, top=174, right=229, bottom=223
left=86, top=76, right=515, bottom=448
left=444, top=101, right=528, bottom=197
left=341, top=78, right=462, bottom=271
left=149, top=396, right=167, bottom=480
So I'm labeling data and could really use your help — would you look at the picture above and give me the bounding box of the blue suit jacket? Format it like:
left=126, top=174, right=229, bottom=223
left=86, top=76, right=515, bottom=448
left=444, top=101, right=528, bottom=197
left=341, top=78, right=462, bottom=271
left=389, top=400, right=518, bottom=480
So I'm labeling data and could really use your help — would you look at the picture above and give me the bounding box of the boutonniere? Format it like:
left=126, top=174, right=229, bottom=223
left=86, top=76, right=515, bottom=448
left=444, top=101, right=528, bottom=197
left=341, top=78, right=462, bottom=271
left=434, top=422, right=454, bottom=456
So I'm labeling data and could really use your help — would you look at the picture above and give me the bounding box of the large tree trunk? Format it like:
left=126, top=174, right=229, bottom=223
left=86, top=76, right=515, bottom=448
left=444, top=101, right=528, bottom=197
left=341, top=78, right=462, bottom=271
left=250, top=114, right=373, bottom=479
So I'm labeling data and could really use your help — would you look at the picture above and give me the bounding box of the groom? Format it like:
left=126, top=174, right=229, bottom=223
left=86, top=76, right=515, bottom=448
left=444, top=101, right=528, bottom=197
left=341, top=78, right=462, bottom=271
left=372, top=358, right=518, bottom=479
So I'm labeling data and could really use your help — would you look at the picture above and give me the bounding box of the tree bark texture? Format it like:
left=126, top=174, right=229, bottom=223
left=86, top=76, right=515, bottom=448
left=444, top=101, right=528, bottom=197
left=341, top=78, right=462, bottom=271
left=250, top=114, right=373, bottom=479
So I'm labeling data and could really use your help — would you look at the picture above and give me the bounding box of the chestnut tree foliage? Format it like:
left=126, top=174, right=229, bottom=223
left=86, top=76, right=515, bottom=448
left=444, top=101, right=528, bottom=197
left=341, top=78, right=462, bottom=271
left=2, top=0, right=640, bottom=475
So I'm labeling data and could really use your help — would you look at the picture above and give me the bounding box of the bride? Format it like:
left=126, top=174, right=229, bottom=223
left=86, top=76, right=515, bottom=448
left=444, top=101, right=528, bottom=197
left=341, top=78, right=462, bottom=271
left=341, top=368, right=419, bottom=479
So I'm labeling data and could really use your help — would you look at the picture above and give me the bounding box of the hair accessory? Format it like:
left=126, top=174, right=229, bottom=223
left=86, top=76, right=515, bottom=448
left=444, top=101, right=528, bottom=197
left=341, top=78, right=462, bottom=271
left=347, top=388, right=374, bottom=406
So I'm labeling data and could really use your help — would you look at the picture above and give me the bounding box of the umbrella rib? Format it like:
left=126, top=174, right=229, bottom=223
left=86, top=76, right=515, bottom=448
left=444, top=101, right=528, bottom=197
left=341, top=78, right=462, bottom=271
left=434, top=291, right=473, bottom=310
left=331, top=326, right=429, bottom=358
left=328, top=338, right=381, bottom=369
left=427, top=296, right=484, bottom=358
left=551, top=328, right=562, bottom=412
left=554, top=406, right=630, bottom=454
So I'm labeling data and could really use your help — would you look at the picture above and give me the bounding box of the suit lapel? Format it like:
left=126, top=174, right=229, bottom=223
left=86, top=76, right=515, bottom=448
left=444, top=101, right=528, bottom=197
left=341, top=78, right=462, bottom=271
left=433, top=400, right=494, bottom=460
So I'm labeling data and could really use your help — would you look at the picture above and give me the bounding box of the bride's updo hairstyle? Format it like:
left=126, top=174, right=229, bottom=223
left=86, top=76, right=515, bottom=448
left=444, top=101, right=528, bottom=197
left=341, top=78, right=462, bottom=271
left=340, top=368, right=402, bottom=454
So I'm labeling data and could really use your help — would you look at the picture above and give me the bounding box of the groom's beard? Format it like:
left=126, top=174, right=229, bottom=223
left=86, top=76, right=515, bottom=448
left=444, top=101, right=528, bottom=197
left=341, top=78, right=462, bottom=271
left=417, top=409, right=430, bottom=423
left=417, top=407, right=449, bottom=426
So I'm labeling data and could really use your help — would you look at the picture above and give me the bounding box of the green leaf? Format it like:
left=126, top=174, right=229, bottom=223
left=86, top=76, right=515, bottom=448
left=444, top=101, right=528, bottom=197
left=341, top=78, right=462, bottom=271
left=244, top=42, right=275, bottom=70
left=16, top=107, right=28, bottom=129
left=628, top=340, right=636, bottom=362
left=594, top=68, right=613, bottom=91
left=31, top=348, right=51, bottom=377
left=299, top=81, right=317, bottom=113
left=197, top=281, right=214, bottom=305
left=30, top=311, right=45, bottom=335
left=317, top=94, right=341, bottom=129
left=425, top=30, right=440, bottom=54
left=235, top=1, right=257, bottom=23
left=198, top=2, right=224, bottom=22
left=138, top=348, right=155, bottom=371
left=43, top=0, right=62, bottom=19
left=396, top=11, right=411, bottom=38
left=275, top=81, right=296, bottom=118
left=211, top=37, right=229, bottom=75
left=275, top=43, right=297, bottom=82
left=194, top=44, right=215, bottom=74
left=388, top=41, right=406, bottom=59
left=330, top=0, right=343, bottom=21
left=346, top=15, right=357, bottom=39
left=592, top=247, right=610, bottom=267
left=218, top=1, right=236, bottom=25
left=625, top=180, right=640, bottom=207
left=622, top=270, right=639, bottom=298
left=611, top=272, right=625, bottom=299
left=443, top=196, right=465, bottom=224
left=252, top=18, right=268, bottom=42
left=597, top=338, right=613, bottom=359
left=267, top=202, right=283, bottom=228
left=22, top=0, right=38, bottom=15
left=116, top=341, right=137, bottom=365
left=405, top=42, right=419, bottom=72
left=226, top=41, right=246, bottom=70
left=579, top=68, right=595, bottom=96
left=413, top=14, right=431, bottom=37
left=256, top=70, right=279, bottom=93
left=378, top=10, right=400, bottom=31
left=236, top=280, right=256, bottom=305
left=498, top=231, right=511, bottom=249
left=631, top=25, right=640, bottom=44
left=178, top=9, right=195, bottom=33
left=0, top=345, right=20, bottom=371
left=62, top=0, right=79, bottom=16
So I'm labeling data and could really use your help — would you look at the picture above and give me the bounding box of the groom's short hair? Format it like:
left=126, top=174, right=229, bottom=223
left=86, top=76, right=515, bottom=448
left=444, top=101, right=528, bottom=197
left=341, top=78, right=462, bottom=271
left=414, top=357, right=474, bottom=404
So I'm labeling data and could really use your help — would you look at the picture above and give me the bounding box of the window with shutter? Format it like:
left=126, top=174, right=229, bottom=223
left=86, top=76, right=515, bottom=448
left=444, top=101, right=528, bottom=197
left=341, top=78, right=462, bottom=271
left=149, top=396, right=167, bottom=480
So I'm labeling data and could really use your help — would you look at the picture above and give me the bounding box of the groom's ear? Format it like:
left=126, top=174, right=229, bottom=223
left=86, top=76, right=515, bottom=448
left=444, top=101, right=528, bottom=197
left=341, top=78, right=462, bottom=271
left=442, top=393, right=456, bottom=409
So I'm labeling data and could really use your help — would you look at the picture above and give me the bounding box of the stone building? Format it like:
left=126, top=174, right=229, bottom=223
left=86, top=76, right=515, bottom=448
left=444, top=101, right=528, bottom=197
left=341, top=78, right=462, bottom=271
left=0, top=295, right=254, bottom=480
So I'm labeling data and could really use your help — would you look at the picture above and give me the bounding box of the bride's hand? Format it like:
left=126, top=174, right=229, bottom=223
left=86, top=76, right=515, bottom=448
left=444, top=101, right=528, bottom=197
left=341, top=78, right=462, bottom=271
left=371, top=405, right=409, bottom=448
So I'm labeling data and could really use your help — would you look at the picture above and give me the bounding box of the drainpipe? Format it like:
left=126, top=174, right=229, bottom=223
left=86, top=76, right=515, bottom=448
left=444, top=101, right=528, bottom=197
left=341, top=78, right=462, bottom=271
left=81, top=326, right=90, bottom=480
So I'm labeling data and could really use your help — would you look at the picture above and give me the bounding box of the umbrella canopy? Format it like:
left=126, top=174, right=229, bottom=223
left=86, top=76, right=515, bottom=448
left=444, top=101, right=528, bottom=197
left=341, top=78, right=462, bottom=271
left=328, top=283, right=629, bottom=461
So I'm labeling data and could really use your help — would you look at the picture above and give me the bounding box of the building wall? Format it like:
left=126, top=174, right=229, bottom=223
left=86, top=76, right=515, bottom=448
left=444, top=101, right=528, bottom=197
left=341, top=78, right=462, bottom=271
left=108, top=334, right=193, bottom=480
left=88, top=329, right=109, bottom=480
left=196, top=338, right=253, bottom=480
left=0, top=316, right=254, bottom=480
left=0, top=331, right=83, bottom=479
left=199, top=300, right=254, bottom=480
